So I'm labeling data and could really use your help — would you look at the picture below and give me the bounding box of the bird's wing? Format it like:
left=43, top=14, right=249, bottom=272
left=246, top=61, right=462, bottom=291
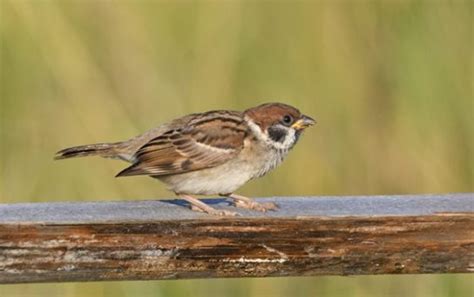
left=116, top=111, right=248, bottom=177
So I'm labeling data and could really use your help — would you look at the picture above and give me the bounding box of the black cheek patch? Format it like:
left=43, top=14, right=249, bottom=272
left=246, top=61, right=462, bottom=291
left=268, top=126, right=288, bottom=143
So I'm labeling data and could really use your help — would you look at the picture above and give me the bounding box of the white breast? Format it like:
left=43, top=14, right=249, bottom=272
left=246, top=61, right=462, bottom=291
left=158, top=157, right=257, bottom=195
left=251, top=147, right=288, bottom=179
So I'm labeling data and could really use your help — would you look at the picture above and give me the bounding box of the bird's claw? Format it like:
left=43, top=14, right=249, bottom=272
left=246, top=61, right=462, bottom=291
left=235, top=200, right=279, bottom=212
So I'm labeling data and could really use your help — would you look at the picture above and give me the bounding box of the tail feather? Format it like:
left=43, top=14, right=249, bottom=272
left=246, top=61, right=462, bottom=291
left=54, top=143, right=119, bottom=160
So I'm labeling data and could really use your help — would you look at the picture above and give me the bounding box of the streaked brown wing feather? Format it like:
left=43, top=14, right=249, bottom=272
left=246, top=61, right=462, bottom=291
left=116, top=111, right=247, bottom=177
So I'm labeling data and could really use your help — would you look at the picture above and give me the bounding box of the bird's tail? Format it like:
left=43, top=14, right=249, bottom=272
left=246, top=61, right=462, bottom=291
left=54, top=142, right=121, bottom=160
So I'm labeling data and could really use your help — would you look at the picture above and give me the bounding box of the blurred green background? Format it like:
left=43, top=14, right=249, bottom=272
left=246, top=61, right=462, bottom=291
left=1, top=0, right=473, bottom=296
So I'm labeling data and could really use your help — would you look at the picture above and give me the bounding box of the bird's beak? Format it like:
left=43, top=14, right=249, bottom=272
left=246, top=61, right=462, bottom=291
left=291, top=115, right=316, bottom=130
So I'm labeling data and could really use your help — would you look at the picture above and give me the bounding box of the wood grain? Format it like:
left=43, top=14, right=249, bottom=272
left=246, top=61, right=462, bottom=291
left=1, top=194, right=473, bottom=283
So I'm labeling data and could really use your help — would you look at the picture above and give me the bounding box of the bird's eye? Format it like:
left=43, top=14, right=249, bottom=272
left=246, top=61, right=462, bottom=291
left=282, top=115, right=293, bottom=126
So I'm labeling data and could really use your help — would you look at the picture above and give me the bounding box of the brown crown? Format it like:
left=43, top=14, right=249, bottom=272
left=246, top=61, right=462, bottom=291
left=244, top=103, right=302, bottom=130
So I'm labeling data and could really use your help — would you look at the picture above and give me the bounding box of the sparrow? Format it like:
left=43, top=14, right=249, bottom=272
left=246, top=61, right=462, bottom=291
left=55, top=102, right=315, bottom=216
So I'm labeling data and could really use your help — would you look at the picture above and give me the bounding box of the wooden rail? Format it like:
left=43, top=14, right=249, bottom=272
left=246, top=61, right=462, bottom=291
left=0, top=194, right=473, bottom=284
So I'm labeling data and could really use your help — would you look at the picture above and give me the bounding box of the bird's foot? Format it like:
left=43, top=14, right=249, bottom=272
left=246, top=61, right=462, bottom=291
left=234, top=200, right=278, bottom=212
left=228, top=193, right=279, bottom=212
left=181, top=195, right=239, bottom=216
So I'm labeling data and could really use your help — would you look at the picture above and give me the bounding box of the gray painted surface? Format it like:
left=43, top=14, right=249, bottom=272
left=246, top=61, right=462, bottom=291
left=0, top=193, right=472, bottom=224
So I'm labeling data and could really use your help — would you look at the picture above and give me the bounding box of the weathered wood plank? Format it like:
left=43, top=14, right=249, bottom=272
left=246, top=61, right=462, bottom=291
left=0, top=194, right=473, bottom=283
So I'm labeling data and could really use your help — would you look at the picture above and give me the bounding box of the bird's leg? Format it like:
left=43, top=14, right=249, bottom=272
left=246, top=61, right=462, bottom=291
left=225, top=193, right=278, bottom=212
left=179, top=194, right=239, bottom=216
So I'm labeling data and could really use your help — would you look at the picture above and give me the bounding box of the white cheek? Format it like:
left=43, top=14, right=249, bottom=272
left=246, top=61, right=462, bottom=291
left=267, top=128, right=295, bottom=150
left=280, top=128, right=296, bottom=149
left=245, top=118, right=296, bottom=151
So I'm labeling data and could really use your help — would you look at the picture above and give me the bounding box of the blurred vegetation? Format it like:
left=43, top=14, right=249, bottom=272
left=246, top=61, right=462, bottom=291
left=1, top=0, right=472, bottom=296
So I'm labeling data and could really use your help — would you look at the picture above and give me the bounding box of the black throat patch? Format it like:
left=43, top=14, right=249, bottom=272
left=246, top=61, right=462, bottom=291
left=267, top=126, right=288, bottom=143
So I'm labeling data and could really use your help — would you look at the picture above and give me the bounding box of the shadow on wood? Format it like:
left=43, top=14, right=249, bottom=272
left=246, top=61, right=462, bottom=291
left=0, top=194, right=473, bottom=283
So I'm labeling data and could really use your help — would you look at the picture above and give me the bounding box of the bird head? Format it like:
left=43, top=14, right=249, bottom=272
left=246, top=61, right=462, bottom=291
left=244, top=102, right=316, bottom=150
